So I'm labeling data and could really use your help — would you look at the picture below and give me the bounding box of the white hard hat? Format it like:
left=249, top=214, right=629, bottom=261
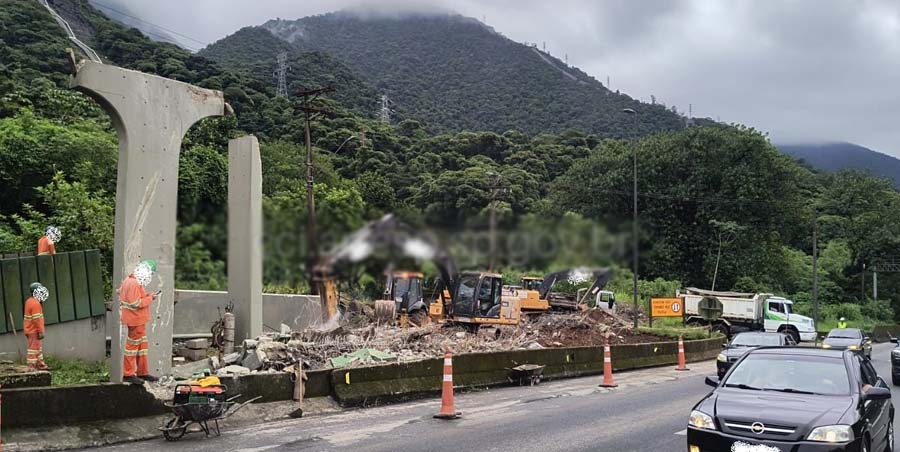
left=840, top=317, right=846, bottom=321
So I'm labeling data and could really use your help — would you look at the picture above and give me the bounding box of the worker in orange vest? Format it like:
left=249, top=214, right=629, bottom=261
left=118, top=259, right=159, bottom=385
left=24, top=282, right=49, bottom=370
left=37, top=226, right=60, bottom=255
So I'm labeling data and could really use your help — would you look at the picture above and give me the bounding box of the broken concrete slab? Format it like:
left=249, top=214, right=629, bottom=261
left=242, top=339, right=258, bottom=350
left=224, top=352, right=241, bottom=365
left=178, top=348, right=208, bottom=362
left=171, top=358, right=213, bottom=380
left=184, top=338, right=209, bottom=350
left=280, top=323, right=292, bottom=335
left=216, top=365, right=250, bottom=377
left=241, top=348, right=266, bottom=371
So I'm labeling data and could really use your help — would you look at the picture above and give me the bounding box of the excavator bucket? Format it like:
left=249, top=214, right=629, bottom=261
left=374, top=299, right=397, bottom=324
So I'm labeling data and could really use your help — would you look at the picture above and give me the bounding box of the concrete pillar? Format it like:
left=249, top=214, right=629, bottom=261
left=227, top=136, right=263, bottom=342
left=72, top=61, right=225, bottom=381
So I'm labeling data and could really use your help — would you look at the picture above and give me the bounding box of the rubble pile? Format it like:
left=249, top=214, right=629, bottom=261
left=167, top=308, right=662, bottom=380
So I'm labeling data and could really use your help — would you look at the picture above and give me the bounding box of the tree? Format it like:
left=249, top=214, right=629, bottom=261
left=709, top=219, right=744, bottom=290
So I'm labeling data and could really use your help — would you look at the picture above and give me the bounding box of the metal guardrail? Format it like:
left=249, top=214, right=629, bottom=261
left=36, top=0, right=103, bottom=63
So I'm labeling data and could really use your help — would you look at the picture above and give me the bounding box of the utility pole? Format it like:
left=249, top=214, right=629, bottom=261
left=274, top=52, right=289, bottom=98
left=812, top=213, right=819, bottom=344
left=861, top=262, right=866, bottom=301
left=623, top=108, right=639, bottom=328
left=873, top=266, right=878, bottom=301
left=486, top=172, right=504, bottom=271
left=297, top=86, right=335, bottom=294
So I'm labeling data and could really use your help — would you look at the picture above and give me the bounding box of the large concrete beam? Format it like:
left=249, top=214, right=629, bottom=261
left=72, top=61, right=225, bottom=381
left=227, top=136, right=263, bottom=341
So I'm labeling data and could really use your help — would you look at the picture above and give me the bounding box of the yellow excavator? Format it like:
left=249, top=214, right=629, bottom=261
left=315, top=215, right=536, bottom=327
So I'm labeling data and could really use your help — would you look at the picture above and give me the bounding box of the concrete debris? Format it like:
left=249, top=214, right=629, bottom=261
left=223, top=352, right=241, bottom=365
left=185, top=338, right=209, bottom=350
left=242, top=339, right=258, bottom=350
left=525, top=342, right=545, bottom=350
left=217, top=365, right=251, bottom=376
left=280, top=323, right=292, bottom=335
left=241, top=348, right=267, bottom=371
left=329, top=348, right=396, bottom=368
left=171, top=358, right=214, bottom=380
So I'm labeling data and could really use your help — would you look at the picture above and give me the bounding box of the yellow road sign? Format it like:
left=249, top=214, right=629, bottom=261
left=651, top=298, right=683, bottom=317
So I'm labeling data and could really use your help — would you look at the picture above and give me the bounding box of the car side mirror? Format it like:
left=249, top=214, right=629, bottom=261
left=705, top=375, right=720, bottom=387
left=891, top=336, right=900, bottom=345
left=864, top=387, right=892, bottom=401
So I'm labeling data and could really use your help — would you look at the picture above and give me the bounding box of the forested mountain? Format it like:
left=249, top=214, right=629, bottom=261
left=2, top=0, right=900, bottom=327
left=227, top=12, right=687, bottom=137
left=779, top=142, right=900, bottom=188
left=199, top=27, right=379, bottom=116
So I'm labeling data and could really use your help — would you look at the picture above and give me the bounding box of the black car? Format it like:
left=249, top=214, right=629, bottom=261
left=717, top=332, right=796, bottom=378
left=824, top=328, right=873, bottom=359
left=890, top=337, right=900, bottom=386
left=688, top=347, right=893, bottom=452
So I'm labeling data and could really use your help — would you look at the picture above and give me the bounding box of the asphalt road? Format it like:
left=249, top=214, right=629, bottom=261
left=83, top=343, right=900, bottom=452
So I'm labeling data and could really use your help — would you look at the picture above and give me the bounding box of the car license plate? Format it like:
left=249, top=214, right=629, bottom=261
left=732, top=442, right=781, bottom=452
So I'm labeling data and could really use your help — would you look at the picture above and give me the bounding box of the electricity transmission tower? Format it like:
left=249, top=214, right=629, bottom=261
left=274, top=52, right=289, bottom=98
left=379, top=94, right=393, bottom=124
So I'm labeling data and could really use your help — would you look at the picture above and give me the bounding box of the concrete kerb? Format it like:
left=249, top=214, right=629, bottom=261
left=0, top=336, right=724, bottom=429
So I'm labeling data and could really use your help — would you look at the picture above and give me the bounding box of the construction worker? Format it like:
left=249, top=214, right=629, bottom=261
left=24, top=282, right=49, bottom=370
left=118, top=259, right=159, bottom=385
left=837, top=317, right=848, bottom=329
left=37, top=226, right=61, bottom=255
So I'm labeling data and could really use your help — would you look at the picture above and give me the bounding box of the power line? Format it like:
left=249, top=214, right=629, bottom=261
left=89, top=0, right=207, bottom=48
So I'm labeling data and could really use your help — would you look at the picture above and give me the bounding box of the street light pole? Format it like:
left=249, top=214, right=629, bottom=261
left=623, top=108, right=639, bottom=329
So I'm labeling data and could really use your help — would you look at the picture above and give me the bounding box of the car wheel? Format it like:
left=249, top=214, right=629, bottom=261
left=886, top=418, right=894, bottom=452
left=894, top=374, right=900, bottom=386
left=862, top=436, right=869, bottom=452
left=784, top=329, right=800, bottom=344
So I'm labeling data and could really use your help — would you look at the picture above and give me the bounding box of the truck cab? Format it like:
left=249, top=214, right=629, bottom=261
left=576, top=287, right=617, bottom=311
left=764, top=296, right=817, bottom=342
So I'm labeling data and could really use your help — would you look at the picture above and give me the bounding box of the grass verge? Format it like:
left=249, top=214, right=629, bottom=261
left=44, top=356, right=109, bottom=385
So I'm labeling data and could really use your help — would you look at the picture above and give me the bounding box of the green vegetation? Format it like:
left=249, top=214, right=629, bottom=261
left=231, top=13, right=687, bottom=137
left=0, top=0, right=898, bottom=329
left=44, top=356, right=108, bottom=386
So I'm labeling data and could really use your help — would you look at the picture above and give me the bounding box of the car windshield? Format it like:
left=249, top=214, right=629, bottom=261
left=827, top=329, right=862, bottom=339
left=730, top=334, right=783, bottom=347
left=723, top=354, right=850, bottom=395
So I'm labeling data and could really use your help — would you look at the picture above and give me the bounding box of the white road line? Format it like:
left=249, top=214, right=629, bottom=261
left=675, top=429, right=687, bottom=436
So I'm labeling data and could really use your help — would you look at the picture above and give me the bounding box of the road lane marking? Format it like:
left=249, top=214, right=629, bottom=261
left=675, top=429, right=687, bottom=436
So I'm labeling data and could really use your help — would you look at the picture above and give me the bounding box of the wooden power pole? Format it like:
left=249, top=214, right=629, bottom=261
left=297, top=86, right=334, bottom=294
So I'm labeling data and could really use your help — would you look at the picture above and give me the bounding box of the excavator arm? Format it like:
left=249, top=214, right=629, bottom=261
left=314, top=214, right=458, bottom=323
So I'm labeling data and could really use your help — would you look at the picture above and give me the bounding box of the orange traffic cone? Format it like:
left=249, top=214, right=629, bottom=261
left=598, top=341, right=618, bottom=388
left=434, top=349, right=461, bottom=419
left=675, top=336, right=690, bottom=371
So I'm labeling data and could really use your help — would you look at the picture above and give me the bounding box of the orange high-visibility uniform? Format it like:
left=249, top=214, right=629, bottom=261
left=118, top=275, right=153, bottom=377
left=24, top=296, right=46, bottom=368
left=37, top=235, right=56, bottom=255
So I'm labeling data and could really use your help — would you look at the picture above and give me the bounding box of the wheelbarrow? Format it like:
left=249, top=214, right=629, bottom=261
left=159, top=384, right=261, bottom=441
left=507, top=364, right=546, bottom=386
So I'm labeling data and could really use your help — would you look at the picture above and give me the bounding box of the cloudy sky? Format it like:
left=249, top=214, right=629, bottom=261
left=96, top=0, right=900, bottom=156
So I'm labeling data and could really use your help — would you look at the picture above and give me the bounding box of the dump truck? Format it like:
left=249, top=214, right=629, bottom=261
left=679, top=287, right=817, bottom=343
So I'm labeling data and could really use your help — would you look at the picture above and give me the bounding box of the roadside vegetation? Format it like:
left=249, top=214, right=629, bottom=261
left=44, top=356, right=108, bottom=386
left=0, top=1, right=897, bottom=329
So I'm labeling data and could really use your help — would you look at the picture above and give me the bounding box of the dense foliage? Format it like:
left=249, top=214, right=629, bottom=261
left=253, top=13, right=687, bottom=137
left=1, top=1, right=898, bottom=327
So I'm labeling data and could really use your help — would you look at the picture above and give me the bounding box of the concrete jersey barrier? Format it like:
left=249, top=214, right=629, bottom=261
left=1, top=336, right=724, bottom=428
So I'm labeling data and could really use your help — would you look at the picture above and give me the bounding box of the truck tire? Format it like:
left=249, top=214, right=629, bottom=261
left=713, top=323, right=730, bottom=338
left=780, top=327, right=800, bottom=344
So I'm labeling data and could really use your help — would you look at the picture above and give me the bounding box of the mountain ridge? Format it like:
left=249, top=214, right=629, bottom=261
left=778, top=142, right=900, bottom=187
left=201, top=11, right=686, bottom=137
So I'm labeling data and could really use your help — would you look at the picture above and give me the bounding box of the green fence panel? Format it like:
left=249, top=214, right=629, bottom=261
left=35, top=255, right=60, bottom=325
left=0, top=263, right=7, bottom=333
left=54, top=254, right=76, bottom=322
left=85, top=250, right=105, bottom=317
left=69, top=252, right=92, bottom=320
left=1, top=259, right=24, bottom=331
